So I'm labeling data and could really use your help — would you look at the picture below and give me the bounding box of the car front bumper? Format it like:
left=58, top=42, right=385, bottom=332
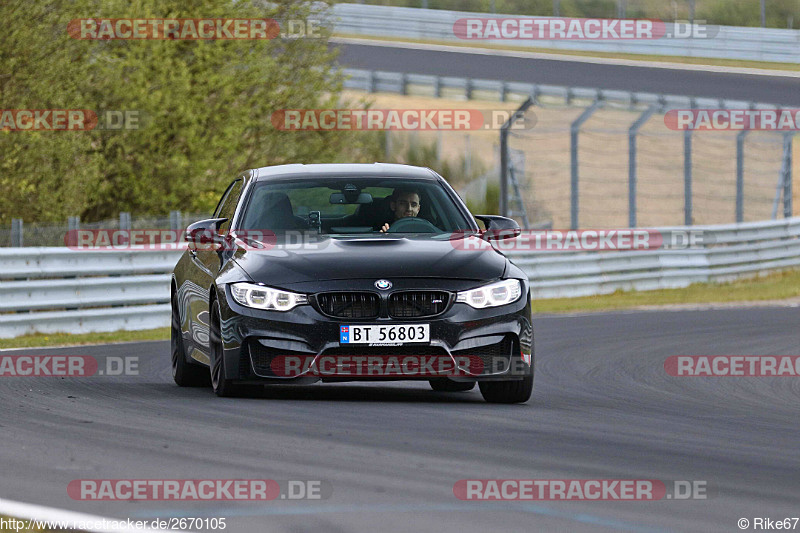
left=217, top=277, right=533, bottom=384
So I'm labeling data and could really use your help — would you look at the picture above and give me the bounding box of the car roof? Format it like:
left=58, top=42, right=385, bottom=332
left=251, top=163, right=440, bottom=182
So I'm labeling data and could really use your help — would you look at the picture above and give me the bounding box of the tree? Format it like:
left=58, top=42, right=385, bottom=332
left=0, top=0, right=381, bottom=223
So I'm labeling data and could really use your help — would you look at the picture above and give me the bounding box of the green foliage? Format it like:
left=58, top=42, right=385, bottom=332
left=1, top=0, right=383, bottom=224
left=381, top=134, right=496, bottom=214
left=465, top=182, right=499, bottom=216
left=387, top=134, right=486, bottom=184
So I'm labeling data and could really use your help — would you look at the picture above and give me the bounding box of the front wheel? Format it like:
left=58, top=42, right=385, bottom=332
left=209, top=299, right=241, bottom=397
left=172, top=296, right=210, bottom=387
left=478, top=374, right=533, bottom=404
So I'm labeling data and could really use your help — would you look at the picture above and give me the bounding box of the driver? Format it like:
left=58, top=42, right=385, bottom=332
left=380, top=188, right=421, bottom=232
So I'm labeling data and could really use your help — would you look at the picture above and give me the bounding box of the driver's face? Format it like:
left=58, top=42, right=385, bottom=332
left=391, top=193, right=420, bottom=220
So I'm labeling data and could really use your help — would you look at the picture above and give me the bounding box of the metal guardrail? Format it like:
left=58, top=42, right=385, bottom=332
left=341, top=67, right=787, bottom=110
left=0, top=248, right=182, bottom=338
left=1, top=218, right=798, bottom=338
left=331, top=4, right=800, bottom=64
left=505, top=218, right=800, bottom=298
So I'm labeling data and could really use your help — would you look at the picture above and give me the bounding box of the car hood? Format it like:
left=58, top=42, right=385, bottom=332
left=232, top=235, right=507, bottom=286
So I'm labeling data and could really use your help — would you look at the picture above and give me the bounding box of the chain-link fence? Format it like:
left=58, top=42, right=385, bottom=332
left=504, top=96, right=794, bottom=228
left=0, top=212, right=210, bottom=247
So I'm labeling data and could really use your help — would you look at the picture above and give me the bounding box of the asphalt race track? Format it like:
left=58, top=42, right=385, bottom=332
left=333, top=42, right=800, bottom=107
left=1, top=307, right=798, bottom=532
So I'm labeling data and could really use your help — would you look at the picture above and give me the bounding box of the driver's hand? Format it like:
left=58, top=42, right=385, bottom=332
left=380, top=223, right=390, bottom=233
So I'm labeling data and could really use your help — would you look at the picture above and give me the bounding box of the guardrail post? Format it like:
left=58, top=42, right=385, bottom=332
left=571, top=101, right=602, bottom=229
left=500, top=82, right=508, bottom=102
left=367, top=70, right=375, bottom=93
left=11, top=218, right=23, bottom=247
left=68, top=216, right=80, bottom=233
left=684, top=129, right=693, bottom=225
left=736, top=130, right=749, bottom=223
left=628, top=105, right=658, bottom=228
left=119, top=212, right=131, bottom=231
left=465, top=78, right=473, bottom=100
left=783, top=133, right=793, bottom=218
left=400, top=73, right=408, bottom=96
left=169, top=210, right=182, bottom=231
left=434, top=76, right=441, bottom=98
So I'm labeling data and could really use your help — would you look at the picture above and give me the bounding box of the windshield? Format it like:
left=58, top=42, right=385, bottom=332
left=239, top=177, right=474, bottom=236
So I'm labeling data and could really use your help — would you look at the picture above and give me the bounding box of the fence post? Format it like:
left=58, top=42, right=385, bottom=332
left=736, top=130, right=749, bottom=223
left=783, top=133, right=793, bottom=218
left=464, top=134, right=471, bottom=176
left=628, top=105, right=658, bottom=228
left=169, top=211, right=182, bottom=231
left=11, top=218, right=23, bottom=247
left=499, top=97, right=534, bottom=218
left=571, top=101, right=602, bottom=229
left=119, top=211, right=131, bottom=231
left=684, top=129, right=693, bottom=225
left=68, top=216, right=80, bottom=233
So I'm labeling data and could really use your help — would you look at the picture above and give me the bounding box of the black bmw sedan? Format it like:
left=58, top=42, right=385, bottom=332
left=171, top=163, right=533, bottom=403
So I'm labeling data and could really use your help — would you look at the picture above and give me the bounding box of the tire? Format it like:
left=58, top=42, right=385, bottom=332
left=171, top=295, right=210, bottom=387
left=429, top=378, right=475, bottom=392
left=209, top=298, right=242, bottom=397
left=478, top=374, right=533, bottom=404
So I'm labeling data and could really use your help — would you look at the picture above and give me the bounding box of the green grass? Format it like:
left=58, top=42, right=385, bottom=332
left=532, top=268, right=800, bottom=314
left=335, top=33, right=800, bottom=72
left=0, top=328, right=169, bottom=350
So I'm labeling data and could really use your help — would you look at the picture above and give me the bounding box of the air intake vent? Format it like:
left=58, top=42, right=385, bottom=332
left=316, top=292, right=380, bottom=319
left=388, top=291, right=449, bottom=318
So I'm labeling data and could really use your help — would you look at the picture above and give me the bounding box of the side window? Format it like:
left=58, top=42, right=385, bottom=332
left=214, top=179, right=244, bottom=231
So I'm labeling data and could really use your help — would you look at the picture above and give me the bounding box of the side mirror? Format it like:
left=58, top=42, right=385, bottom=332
left=474, top=215, right=521, bottom=241
left=185, top=218, right=228, bottom=251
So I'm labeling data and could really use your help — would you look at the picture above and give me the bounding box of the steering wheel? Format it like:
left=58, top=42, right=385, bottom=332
left=386, top=217, right=440, bottom=233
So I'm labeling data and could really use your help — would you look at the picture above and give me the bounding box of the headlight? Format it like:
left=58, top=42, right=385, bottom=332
left=230, top=282, right=308, bottom=311
left=456, top=279, right=522, bottom=309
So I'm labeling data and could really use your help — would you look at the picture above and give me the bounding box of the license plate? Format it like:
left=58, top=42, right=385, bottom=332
left=340, top=324, right=429, bottom=344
